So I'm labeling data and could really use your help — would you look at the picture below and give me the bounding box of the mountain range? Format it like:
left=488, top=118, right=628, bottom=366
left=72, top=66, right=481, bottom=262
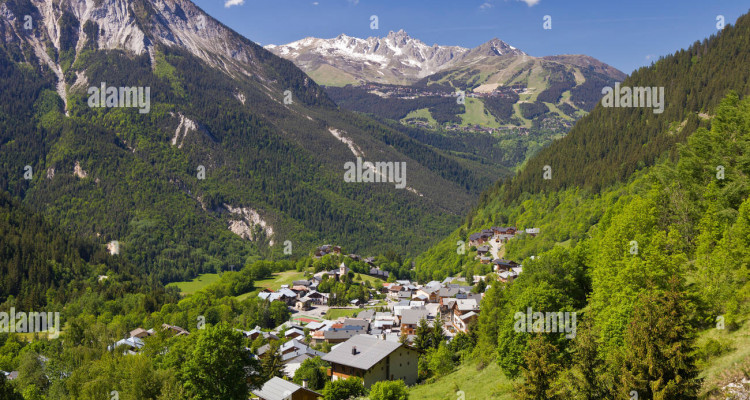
left=266, top=30, right=625, bottom=88
left=266, top=30, right=527, bottom=86
left=268, top=30, right=626, bottom=138
left=0, top=0, right=509, bottom=282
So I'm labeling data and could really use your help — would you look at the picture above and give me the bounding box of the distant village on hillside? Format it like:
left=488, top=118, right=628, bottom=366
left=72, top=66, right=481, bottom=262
left=78, top=227, right=537, bottom=400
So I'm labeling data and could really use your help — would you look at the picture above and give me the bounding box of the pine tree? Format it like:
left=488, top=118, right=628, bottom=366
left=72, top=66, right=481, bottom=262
left=618, top=287, right=701, bottom=400
left=414, top=318, right=432, bottom=351
left=260, top=342, right=284, bottom=382
left=431, top=315, right=445, bottom=348
left=515, top=334, right=562, bottom=400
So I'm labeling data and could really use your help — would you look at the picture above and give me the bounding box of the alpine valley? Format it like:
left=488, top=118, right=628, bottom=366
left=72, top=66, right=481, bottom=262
left=0, top=0, right=523, bottom=284
left=1, top=0, right=750, bottom=400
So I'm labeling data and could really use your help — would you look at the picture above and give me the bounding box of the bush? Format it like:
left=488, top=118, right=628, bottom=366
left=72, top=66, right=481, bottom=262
left=322, top=377, right=366, bottom=400
left=369, top=380, right=409, bottom=400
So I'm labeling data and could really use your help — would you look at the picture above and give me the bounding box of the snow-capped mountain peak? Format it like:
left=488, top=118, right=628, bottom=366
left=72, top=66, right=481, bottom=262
left=266, top=31, right=526, bottom=85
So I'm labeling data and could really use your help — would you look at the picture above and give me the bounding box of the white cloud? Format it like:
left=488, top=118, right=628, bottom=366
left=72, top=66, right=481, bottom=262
left=224, top=0, right=244, bottom=7
left=312, top=1, right=319, bottom=4
left=517, top=0, right=540, bottom=6
left=480, top=2, right=493, bottom=9
left=347, top=0, right=359, bottom=5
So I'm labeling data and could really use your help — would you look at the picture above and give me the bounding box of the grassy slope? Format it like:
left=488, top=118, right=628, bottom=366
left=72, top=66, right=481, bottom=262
left=460, top=98, right=501, bottom=128
left=402, top=108, right=439, bottom=126
left=410, top=319, right=750, bottom=400
left=168, top=270, right=313, bottom=299
left=409, top=361, right=514, bottom=400
left=308, top=64, right=360, bottom=86
left=166, top=273, right=221, bottom=295
left=697, top=320, right=750, bottom=398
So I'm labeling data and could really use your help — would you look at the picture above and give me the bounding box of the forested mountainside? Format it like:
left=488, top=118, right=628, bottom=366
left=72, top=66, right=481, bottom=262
left=0, top=191, right=175, bottom=310
left=0, top=0, right=506, bottom=284
left=410, top=10, right=750, bottom=399
left=446, top=91, right=750, bottom=400
left=417, top=11, right=750, bottom=281
left=498, top=11, right=750, bottom=198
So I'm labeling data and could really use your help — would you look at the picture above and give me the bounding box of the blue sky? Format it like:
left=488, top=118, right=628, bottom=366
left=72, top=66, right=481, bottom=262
left=192, top=0, right=750, bottom=75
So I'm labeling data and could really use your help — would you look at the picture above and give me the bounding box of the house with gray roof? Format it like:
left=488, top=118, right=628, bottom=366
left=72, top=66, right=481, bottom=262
left=322, top=335, right=419, bottom=388
left=251, top=376, right=320, bottom=400
left=400, top=309, right=430, bottom=335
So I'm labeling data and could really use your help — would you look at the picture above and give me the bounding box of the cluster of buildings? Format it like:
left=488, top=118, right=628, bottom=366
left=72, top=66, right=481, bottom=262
left=251, top=275, right=484, bottom=398
left=251, top=333, right=421, bottom=399
left=468, top=226, right=518, bottom=247
left=109, top=324, right=189, bottom=354
left=248, top=255, right=499, bottom=398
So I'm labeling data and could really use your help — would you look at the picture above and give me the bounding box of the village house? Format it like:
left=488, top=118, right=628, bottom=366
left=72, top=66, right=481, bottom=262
left=1, top=371, right=18, bottom=381
left=284, top=328, right=305, bottom=340
left=400, top=309, right=430, bottom=336
left=415, top=286, right=440, bottom=303
left=300, top=290, right=327, bottom=305
left=322, top=335, right=420, bottom=388
left=498, top=266, right=523, bottom=283
left=476, top=245, right=490, bottom=256
left=493, top=259, right=519, bottom=272
left=373, top=312, right=397, bottom=331
left=451, top=299, right=480, bottom=333
left=109, top=336, right=144, bottom=354
left=356, top=309, right=376, bottom=322
left=294, top=298, right=312, bottom=311
left=251, top=376, right=321, bottom=400
left=241, top=327, right=279, bottom=341
left=311, top=329, right=361, bottom=345
left=468, top=229, right=494, bottom=246
left=397, top=290, right=413, bottom=301
left=369, top=266, right=390, bottom=278
left=437, top=287, right=460, bottom=304
left=387, top=285, right=404, bottom=300
left=258, top=288, right=299, bottom=305
left=492, top=226, right=516, bottom=235
left=314, top=245, right=342, bottom=258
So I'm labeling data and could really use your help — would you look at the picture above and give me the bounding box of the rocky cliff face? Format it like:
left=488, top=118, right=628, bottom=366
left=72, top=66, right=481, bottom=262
left=1, top=0, right=277, bottom=107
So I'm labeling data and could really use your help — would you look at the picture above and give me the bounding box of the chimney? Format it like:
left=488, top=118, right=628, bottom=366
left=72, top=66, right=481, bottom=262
left=351, top=346, right=357, bottom=355
left=302, top=379, right=308, bottom=389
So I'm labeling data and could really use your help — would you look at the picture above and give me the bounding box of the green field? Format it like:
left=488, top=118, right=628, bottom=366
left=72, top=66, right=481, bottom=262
left=235, top=270, right=309, bottom=300
left=168, top=270, right=310, bottom=299
left=325, top=308, right=361, bottom=320
left=166, top=273, right=221, bottom=295
left=409, top=360, right=514, bottom=400
left=402, top=108, right=438, bottom=126
left=460, top=98, right=501, bottom=128
left=357, top=274, right=385, bottom=287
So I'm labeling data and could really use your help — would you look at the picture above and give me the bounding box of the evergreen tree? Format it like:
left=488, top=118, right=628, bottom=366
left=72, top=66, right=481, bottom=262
left=431, top=316, right=445, bottom=348
left=515, top=334, right=562, bottom=400
left=414, top=318, right=432, bottom=351
left=260, top=342, right=284, bottom=383
left=618, top=288, right=701, bottom=400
